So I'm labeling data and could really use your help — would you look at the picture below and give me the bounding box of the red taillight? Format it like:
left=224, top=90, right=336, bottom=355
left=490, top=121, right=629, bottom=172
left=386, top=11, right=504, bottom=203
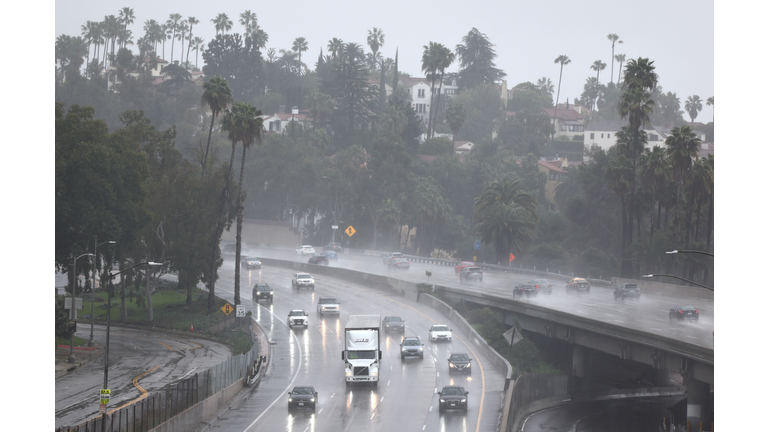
left=678, top=310, right=684, bottom=314
left=534, top=285, right=539, bottom=288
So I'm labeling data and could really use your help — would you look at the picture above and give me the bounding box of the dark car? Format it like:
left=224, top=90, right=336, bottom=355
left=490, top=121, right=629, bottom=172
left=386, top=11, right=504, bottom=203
left=669, top=305, right=699, bottom=321
left=614, top=283, right=641, bottom=301
left=308, top=255, right=329, bottom=266
left=459, top=266, right=483, bottom=282
left=252, top=283, right=273, bottom=303
left=324, top=242, right=342, bottom=252
left=447, top=353, right=472, bottom=374
left=382, top=316, right=405, bottom=332
left=513, top=283, right=538, bottom=297
left=241, top=256, right=262, bottom=269
left=400, top=336, right=424, bottom=359
left=529, top=279, right=553, bottom=294
left=438, top=386, right=469, bottom=412
left=287, top=385, right=317, bottom=410
left=566, top=278, right=590, bottom=294
left=223, top=243, right=236, bottom=255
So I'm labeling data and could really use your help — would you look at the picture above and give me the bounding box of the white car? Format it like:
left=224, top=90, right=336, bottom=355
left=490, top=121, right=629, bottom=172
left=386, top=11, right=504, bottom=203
left=288, top=310, right=309, bottom=328
left=292, top=272, right=315, bottom=290
left=429, top=324, right=453, bottom=342
left=296, top=245, right=316, bottom=255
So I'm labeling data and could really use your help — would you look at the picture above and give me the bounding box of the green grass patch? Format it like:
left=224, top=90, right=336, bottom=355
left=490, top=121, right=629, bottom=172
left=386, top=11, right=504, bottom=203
left=74, top=282, right=253, bottom=355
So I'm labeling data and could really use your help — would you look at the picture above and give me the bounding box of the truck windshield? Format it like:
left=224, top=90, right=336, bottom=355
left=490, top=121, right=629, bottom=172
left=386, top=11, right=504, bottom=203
left=347, top=350, right=376, bottom=359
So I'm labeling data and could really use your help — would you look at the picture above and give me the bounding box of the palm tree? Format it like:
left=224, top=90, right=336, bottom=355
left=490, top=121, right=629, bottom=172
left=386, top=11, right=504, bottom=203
left=614, top=54, right=626, bottom=86
left=474, top=179, right=539, bottom=261
left=473, top=179, right=538, bottom=263
left=606, top=34, right=622, bottom=83
left=327, top=38, right=344, bottom=59
left=167, top=14, right=182, bottom=63
left=118, top=7, right=135, bottom=49
left=239, top=10, right=257, bottom=33
left=220, top=102, right=264, bottom=306
left=431, top=44, right=455, bottom=138
left=639, top=146, right=669, bottom=238
left=211, top=13, right=233, bottom=36
left=685, top=95, right=703, bottom=123
left=185, top=17, right=199, bottom=66
left=292, top=37, right=309, bottom=75
left=621, top=57, right=658, bottom=91
left=102, top=15, right=120, bottom=70
left=177, top=21, right=189, bottom=66
left=367, top=27, right=385, bottom=58
left=445, top=102, right=467, bottom=145
left=706, top=96, right=714, bottom=123
left=553, top=55, right=571, bottom=135
left=192, top=37, right=205, bottom=68
left=605, top=154, right=634, bottom=261
left=80, top=20, right=98, bottom=69
left=590, top=60, right=607, bottom=111
left=536, top=77, right=554, bottom=99
left=201, top=77, right=233, bottom=175
left=664, top=125, right=701, bottom=246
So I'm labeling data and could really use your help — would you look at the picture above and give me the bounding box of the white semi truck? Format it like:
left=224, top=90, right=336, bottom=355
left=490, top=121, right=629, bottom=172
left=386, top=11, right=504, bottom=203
left=342, top=315, right=382, bottom=385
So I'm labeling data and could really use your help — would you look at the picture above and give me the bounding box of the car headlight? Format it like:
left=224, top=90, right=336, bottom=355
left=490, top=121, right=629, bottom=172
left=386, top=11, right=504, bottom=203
left=289, top=398, right=293, bottom=402
left=466, top=363, right=471, bottom=367
left=439, top=399, right=445, bottom=403
left=401, top=347, right=406, bottom=351
left=461, top=398, right=466, bottom=403
left=310, top=398, right=315, bottom=402
left=449, top=363, right=455, bottom=367
left=417, top=347, right=423, bottom=351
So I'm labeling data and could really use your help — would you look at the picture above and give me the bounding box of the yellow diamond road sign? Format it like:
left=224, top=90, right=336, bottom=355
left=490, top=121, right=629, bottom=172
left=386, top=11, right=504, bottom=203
left=221, top=303, right=233, bottom=315
left=345, top=226, right=356, bottom=236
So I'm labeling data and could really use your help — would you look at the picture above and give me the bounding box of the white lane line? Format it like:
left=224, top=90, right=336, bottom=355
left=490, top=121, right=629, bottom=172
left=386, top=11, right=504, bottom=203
left=687, top=336, right=699, bottom=340
left=613, top=320, right=624, bottom=323
left=244, top=314, right=303, bottom=432
left=387, top=380, right=391, bottom=386
left=423, top=425, right=426, bottom=430
left=650, top=328, right=663, bottom=332
left=331, top=393, right=335, bottom=398
left=370, top=413, right=375, bottom=420
left=317, top=408, right=323, bottom=415
left=381, top=397, right=385, bottom=402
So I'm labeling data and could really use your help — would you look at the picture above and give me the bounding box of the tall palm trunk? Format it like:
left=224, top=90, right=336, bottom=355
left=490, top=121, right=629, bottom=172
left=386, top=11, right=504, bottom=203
left=431, top=73, right=446, bottom=139
left=202, top=114, right=217, bottom=176
left=234, top=144, right=249, bottom=306
left=206, top=145, right=238, bottom=313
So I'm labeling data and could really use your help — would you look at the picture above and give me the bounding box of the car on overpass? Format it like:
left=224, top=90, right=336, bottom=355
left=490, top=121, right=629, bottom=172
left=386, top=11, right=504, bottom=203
left=240, top=256, right=262, bottom=269
left=614, top=283, right=641, bottom=301
left=566, top=277, right=590, bottom=294
left=669, top=305, right=699, bottom=322
left=308, top=255, right=329, bottom=266
left=459, top=266, right=483, bottom=282
left=454, top=261, right=475, bottom=274
left=529, top=278, right=553, bottom=294
left=513, top=282, right=538, bottom=297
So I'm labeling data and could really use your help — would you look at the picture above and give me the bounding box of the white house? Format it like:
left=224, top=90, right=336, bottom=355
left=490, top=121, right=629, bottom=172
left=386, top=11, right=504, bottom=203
left=262, top=111, right=312, bottom=134
left=398, top=76, right=459, bottom=126
left=585, top=120, right=707, bottom=152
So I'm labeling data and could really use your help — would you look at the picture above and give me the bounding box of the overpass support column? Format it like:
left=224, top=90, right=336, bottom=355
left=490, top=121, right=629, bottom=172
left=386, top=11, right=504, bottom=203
left=572, top=345, right=592, bottom=379
left=686, top=378, right=712, bottom=432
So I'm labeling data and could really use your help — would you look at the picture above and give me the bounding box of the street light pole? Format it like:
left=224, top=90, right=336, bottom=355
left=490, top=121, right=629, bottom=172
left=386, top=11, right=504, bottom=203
left=666, top=250, right=714, bottom=257
left=89, top=239, right=116, bottom=347
left=102, top=261, right=162, bottom=431
left=642, top=274, right=713, bottom=291
left=69, top=253, right=94, bottom=363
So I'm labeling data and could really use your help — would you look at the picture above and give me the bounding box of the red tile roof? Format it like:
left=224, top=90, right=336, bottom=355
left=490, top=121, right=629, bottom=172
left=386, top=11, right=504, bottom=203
left=543, top=108, right=585, bottom=121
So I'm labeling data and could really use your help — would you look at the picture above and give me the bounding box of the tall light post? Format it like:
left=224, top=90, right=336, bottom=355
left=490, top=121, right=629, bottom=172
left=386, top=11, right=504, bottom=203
left=102, top=261, right=162, bottom=431
left=291, top=106, right=298, bottom=144
left=642, top=274, right=713, bottom=291
left=69, top=253, right=94, bottom=363
left=88, top=239, right=116, bottom=347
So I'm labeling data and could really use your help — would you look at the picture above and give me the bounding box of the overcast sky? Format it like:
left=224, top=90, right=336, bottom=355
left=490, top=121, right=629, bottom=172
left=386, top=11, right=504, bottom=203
left=55, top=0, right=715, bottom=122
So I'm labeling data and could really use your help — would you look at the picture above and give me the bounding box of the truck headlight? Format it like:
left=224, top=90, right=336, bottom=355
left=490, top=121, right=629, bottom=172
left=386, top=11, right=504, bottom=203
left=345, top=369, right=352, bottom=376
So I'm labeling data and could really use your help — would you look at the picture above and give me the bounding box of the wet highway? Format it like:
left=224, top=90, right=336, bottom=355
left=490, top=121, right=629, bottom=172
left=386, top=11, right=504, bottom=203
left=204, top=255, right=505, bottom=432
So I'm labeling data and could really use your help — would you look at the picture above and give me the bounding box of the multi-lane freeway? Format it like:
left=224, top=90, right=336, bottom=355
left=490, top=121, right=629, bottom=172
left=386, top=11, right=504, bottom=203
left=55, top=246, right=713, bottom=431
